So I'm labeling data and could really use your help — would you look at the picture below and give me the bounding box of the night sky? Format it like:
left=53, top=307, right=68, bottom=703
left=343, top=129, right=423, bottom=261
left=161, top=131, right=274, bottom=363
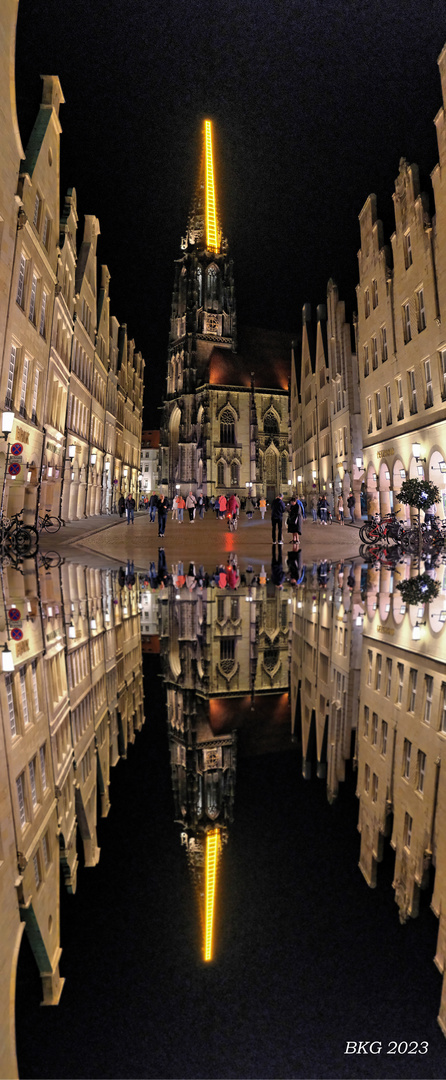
left=14, top=1, right=446, bottom=425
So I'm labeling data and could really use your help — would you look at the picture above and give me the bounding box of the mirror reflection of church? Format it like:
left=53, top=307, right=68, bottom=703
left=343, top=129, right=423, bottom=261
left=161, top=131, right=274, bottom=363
left=159, top=578, right=292, bottom=959
left=160, top=119, right=292, bottom=501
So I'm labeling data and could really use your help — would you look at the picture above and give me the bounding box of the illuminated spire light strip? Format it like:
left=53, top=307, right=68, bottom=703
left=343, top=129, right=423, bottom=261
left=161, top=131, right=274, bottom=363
left=204, top=828, right=219, bottom=961
left=205, top=120, right=218, bottom=252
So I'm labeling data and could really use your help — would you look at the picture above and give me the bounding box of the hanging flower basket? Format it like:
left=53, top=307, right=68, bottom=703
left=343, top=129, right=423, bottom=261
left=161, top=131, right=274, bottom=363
left=397, top=478, right=440, bottom=510
left=396, top=573, right=440, bottom=606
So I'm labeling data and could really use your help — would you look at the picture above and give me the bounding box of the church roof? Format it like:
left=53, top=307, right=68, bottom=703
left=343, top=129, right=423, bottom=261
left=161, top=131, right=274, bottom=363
left=207, top=326, right=293, bottom=392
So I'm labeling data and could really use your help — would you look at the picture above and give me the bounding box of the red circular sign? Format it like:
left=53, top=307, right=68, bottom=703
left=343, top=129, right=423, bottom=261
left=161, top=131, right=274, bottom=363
left=8, top=462, right=21, bottom=476
left=10, top=443, right=23, bottom=457
left=11, top=627, right=23, bottom=641
left=8, top=607, right=21, bottom=622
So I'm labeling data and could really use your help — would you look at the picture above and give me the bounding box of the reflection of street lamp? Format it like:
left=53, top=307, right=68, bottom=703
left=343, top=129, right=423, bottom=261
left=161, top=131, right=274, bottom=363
left=2, top=642, right=14, bottom=671
left=412, top=620, right=426, bottom=641
left=1, top=411, right=15, bottom=517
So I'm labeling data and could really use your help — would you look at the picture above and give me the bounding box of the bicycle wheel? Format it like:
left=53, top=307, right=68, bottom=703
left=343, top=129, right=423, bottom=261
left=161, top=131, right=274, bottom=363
left=359, top=525, right=380, bottom=544
left=14, top=526, right=38, bottom=555
left=43, top=516, right=61, bottom=534
left=43, top=550, right=62, bottom=567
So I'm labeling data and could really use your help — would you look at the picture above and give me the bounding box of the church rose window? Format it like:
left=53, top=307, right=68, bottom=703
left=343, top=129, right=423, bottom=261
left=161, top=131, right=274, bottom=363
left=220, top=408, right=235, bottom=445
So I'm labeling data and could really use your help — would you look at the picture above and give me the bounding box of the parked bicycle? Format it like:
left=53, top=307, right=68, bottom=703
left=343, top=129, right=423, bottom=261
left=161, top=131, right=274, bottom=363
left=37, top=511, right=63, bottom=534
left=1, top=509, right=38, bottom=557
left=36, top=549, right=63, bottom=569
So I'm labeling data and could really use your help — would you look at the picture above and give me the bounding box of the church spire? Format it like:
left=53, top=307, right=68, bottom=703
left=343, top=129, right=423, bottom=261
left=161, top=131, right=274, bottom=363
left=183, top=119, right=222, bottom=253
left=204, top=120, right=218, bottom=252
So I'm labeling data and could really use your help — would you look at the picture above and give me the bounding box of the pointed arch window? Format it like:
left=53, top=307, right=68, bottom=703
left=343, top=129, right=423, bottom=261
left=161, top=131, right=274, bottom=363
left=217, top=461, right=225, bottom=486
left=220, top=408, right=235, bottom=446
left=207, top=265, right=219, bottom=311
left=281, top=453, right=288, bottom=483
left=197, top=265, right=203, bottom=307
left=231, top=461, right=239, bottom=486
left=264, top=411, right=279, bottom=435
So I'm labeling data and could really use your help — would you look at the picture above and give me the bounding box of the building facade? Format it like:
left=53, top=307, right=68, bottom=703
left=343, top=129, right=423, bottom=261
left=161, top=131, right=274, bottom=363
left=140, top=429, right=160, bottom=498
left=0, top=7, right=144, bottom=526
left=356, top=46, right=446, bottom=520
left=291, top=285, right=363, bottom=518
left=160, top=120, right=291, bottom=501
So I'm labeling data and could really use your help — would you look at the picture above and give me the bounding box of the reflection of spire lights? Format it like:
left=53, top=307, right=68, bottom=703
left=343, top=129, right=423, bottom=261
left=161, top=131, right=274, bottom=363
left=204, top=828, right=219, bottom=961
left=204, top=120, right=218, bottom=252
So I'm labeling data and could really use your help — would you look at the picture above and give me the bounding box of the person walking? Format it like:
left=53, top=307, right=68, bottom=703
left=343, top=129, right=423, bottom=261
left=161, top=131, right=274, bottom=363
left=118, top=494, right=126, bottom=518
left=197, top=491, right=205, bottom=519
left=286, top=496, right=302, bottom=546
left=259, top=497, right=267, bottom=520
left=172, top=494, right=179, bottom=521
left=126, top=494, right=136, bottom=524
left=337, top=494, right=344, bottom=523
left=227, top=493, right=240, bottom=528
left=176, top=493, right=185, bottom=522
left=347, top=491, right=356, bottom=523
left=271, top=492, right=286, bottom=544
left=148, top=492, right=158, bottom=522
left=186, top=491, right=197, bottom=522
left=218, top=493, right=227, bottom=519
left=157, top=494, right=168, bottom=537
left=310, top=490, right=318, bottom=522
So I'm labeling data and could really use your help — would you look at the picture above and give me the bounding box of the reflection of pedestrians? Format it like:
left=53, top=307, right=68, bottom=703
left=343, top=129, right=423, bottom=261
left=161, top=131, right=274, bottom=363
left=126, top=559, right=135, bottom=587
left=287, top=548, right=305, bottom=585
left=271, top=545, right=286, bottom=588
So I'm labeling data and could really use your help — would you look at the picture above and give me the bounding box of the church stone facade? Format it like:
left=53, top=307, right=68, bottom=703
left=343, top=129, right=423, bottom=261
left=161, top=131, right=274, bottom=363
left=160, top=120, right=291, bottom=502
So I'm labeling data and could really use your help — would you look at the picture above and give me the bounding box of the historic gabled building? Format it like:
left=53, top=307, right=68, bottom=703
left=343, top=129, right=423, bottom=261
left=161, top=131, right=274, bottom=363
left=161, top=119, right=291, bottom=501
left=356, top=47, right=446, bottom=520
left=291, top=287, right=362, bottom=516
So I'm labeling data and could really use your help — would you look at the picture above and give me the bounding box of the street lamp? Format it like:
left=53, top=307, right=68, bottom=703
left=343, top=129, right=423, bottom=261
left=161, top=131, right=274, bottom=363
left=91, top=453, right=97, bottom=466
left=68, top=444, right=76, bottom=460
left=412, top=442, right=426, bottom=463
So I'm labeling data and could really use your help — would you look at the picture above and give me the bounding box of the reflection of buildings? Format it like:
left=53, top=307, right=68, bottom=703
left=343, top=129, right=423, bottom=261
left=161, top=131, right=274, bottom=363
left=159, top=578, right=292, bottom=958
left=160, top=119, right=292, bottom=501
left=0, top=560, right=144, bottom=1080
left=356, top=558, right=446, bottom=1034
left=290, top=561, right=363, bottom=799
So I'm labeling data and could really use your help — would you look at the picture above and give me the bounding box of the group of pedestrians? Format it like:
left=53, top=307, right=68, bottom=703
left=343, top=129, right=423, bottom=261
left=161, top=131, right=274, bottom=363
left=134, top=486, right=358, bottom=541
left=271, top=493, right=306, bottom=545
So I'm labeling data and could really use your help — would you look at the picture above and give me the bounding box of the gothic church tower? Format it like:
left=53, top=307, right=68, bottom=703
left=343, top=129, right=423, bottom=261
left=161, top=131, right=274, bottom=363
left=161, top=120, right=236, bottom=492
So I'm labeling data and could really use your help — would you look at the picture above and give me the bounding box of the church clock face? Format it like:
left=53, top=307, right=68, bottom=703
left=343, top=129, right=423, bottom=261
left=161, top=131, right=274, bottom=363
left=207, top=315, right=218, bottom=332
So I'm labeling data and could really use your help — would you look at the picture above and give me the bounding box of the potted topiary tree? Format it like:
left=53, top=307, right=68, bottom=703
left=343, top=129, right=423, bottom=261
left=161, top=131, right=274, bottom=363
left=396, top=478, right=440, bottom=551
